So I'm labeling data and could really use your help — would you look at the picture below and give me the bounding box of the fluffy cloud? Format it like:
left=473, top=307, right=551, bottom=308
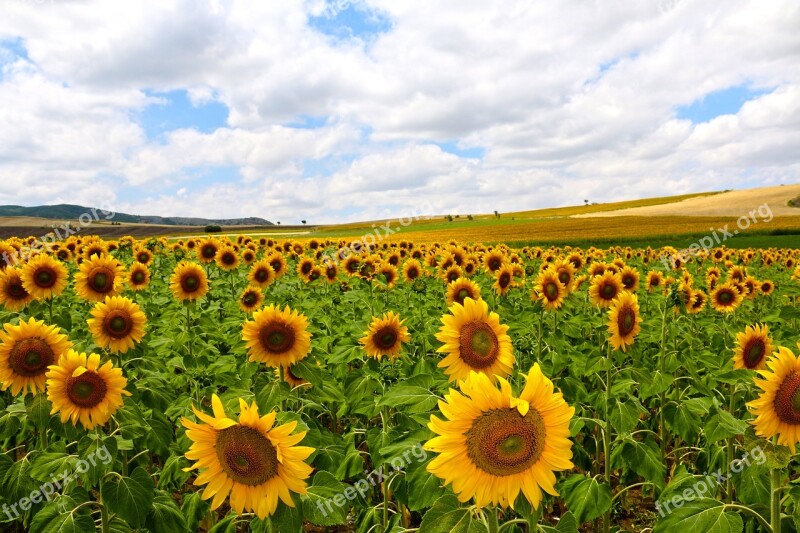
left=0, top=0, right=798, bottom=223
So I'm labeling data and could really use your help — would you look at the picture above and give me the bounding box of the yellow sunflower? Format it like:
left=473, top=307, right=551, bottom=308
left=0, top=318, right=72, bottom=396
left=0, top=268, right=34, bottom=311
left=359, top=311, right=410, bottom=361
left=275, top=364, right=310, bottom=388
left=686, top=289, right=707, bottom=314
left=607, top=292, right=642, bottom=352
left=619, top=266, right=640, bottom=292
left=759, top=280, right=775, bottom=295
left=483, top=251, right=506, bottom=273
left=266, top=253, right=289, bottom=279
left=435, top=297, right=514, bottom=382
left=239, top=286, right=264, bottom=313
left=710, top=282, right=744, bottom=313
left=242, top=305, right=312, bottom=367
left=126, top=262, right=151, bottom=291
left=133, top=247, right=154, bottom=265
left=296, top=257, right=315, bottom=281
left=46, top=350, right=130, bottom=429
left=20, top=254, right=69, bottom=300
left=87, top=296, right=147, bottom=354
left=732, top=324, right=773, bottom=371
left=181, top=394, right=314, bottom=518
left=446, top=277, right=482, bottom=306
left=425, top=365, right=574, bottom=509
left=170, top=261, right=210, bottom=302
left=589, top=272, right=623, bottom=308
left=74, top=254, right=125, bottom=302
left=197, top=238, right=220, bottom=263
left=533, top=270, right=567, bottom=311
left=248, top=260, right=275, bottom=289
left=215, top=246, right=241, bottom=271
left=748, top=347, right=800, bottom=453
left=493, top=265, right=516, bottom=296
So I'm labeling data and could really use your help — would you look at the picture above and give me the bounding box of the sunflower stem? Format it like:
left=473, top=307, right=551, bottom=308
left=537, top=310, right=544, bottom=362
left=658, top=301, right=668, bottom=458
left=47, top=297, right=54, bottom=324
left=185, top=302, right=194, bottom=362
left=771, top=466, right=782, bottom=533
left=485, top=506, right=500, bottom=533
left=726, top=384, right=736, bottom=504
left=603, top=343, right=612, bottom=533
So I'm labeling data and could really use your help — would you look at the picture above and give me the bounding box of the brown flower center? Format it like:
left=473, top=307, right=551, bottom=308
left=466, top=408, right=546, bottom=476
left=259, top=323, right=296, bottom=354
left=773, top=371, right=800, bottom=425
left=215, top=425, right=279, bottom=486
left=498, top=272, right=511, bottom=288
left=374, top=326, right=398, bottom=350
left=717, top=290, right=734, bottom=304
left=65, top=371, right=107, bottom=408
left=102, top=310, right=133, bottom=339
left=601, top=282, right=617, bottom=299
left=544, top=281, right=559, bottom=301
left=459, top=321, right=500, bottom=369
left=9, top=338, right=55, bottom=377
left=131, top=270, right=146, bottom=284
left=34, top=267, right=57, bottom=289
left=6, top=278, right=29, bottom=300
left=617, top=307, right=637, bottom=336
left=180, top=273, right=200, bottom=293
left=221, top=252, right=236, bottom=266
left=201, top=245, right=217, bottom=259
left=88, top=266, right=115, bottom=294
left=743, top=339, right=766, bottom=369
left=254, top=268, right=269, bottom=282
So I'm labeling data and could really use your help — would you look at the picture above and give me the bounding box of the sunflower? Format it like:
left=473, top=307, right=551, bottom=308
left=275, top=364, right=310, bottom=388
left=646, top=271, right=663, bottom=292
left=607, top=292, right=642, bottom=352
left=133, top=247, right=154, bottom=265
left=686, top=289, right=707, bottom=314
left=267, top=252, right=289, bottom=279
left=343, top=256, right=361, bottom=277
left=323, top=263, right=338, bottom=283
left=533, top=270, right=567, bottom=311
left=87, top=296, right=147, bottom=354
left=0, top=318, right=72, bottom=396
left=619, top=266, right=640, bottom=292
left=732, top=324, right=773, bottom=371
left=46, top=350, right=130, bottom=429
left=197, top=238, right=220, bottom=263
left=239, top=287, right=264, bottom=313
left=589, top=271, right=623, bottom=308
left=483, top=251, right=506, bottom=273
left=552, top=260, right=576, bottom=293
left=126, top=262, right=151, bottom=291
left=0, top=268, right=34, bottom=311
left=170, top=261, right=210, bottom=302
left=20, top=255, right=69, bottom=300
left=446, top=278, right=481, bottom=306
left=359, top=312, right=410, bottom=361
left=425, top=365, right=574, bottom=509
left=436, top=297, right=514, bottom=382
left=710, top=282, right=743, bottom=313
left=74, top=254, right=125, bottom=302
left=296, top=257, right=315, bottom=281
left=242, top=305, right=312, bottom=367
left=248, top=260, right=275, bottom=289
left=493, top=265, right=515, bottom=296
left=759, top=280, right=775, bottom=295
left=181, top=394, right=314, bottom=518
left=215, top=246, right=240, bottom=271
left=748, top=347, right=800, bottom=453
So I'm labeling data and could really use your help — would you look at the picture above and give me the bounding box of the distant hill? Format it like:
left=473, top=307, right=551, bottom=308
left=0, top=204, right=273, bottom=227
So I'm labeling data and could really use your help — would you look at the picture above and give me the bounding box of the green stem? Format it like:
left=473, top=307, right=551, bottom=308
left=485, top=507, right=500, bottom=533
left=726, top=384, right=736, bottom=503
left=537, top=310, right=544, bottom=362
left=603, top=345, right=612, bottom=533
left=772, top=467, right=782, bottom=533
left=100, top=501, right=111, bottom=533
left=185, top=303, right=193, bottom=361
left=658, top=301, right=668, bottom=457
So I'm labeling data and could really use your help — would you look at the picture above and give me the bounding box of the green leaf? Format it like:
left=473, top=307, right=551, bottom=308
left=704, top=408, right=748, bottom=443
left=179, top=492, right=209, bottom=532
left=609, top=398, right=643, bottom=435
left=613, top=438, right=666, bottom=487
left=378, top=385, right=439, bottom=414
left=208, top=514, right=237, bottom=533
left=560, top=474, right=612, bottom=524
left=300, top=470, right=348, bottom=526
left=4, top=458, right=37, bottom=503
left=100, top=466, right=155, bottom=528
left=145, top=490, right=190, bottom=533
left=26, top=394, right=52, bottom=431
left=654, top=498, right=743, bottom=533
left=29, top=495, right=95, bottom=533
left=406, top=458, right=444, bottom=511
left=664, top=402, right=701, bottom=443
left=418, top=494, right=487, bottom=533
left=28, top=453, right=78, bottom=482
left=732, top=464, right=770, bottom=507
left=77, top=434, right=117, bottom=487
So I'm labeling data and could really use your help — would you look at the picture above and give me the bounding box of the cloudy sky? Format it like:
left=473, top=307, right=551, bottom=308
left=0, top=0, right=798, bottom=223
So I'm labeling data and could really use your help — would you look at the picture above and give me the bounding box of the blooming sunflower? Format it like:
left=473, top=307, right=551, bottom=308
left=46, top=350, right=130, bottom=429
left=181, top=394, right=314, bottom=518
left=359, top=311, right=410, bottom=361
left=686, top=289, right=707, bottom=314
left=435, top=297, right=514, bottom=382
left=296, top=258, right=315, bottom=281
left=0, top=268, right=34, bottom=311
left=239, top=287, right=264, bottom=313
left=267, top=253, right=288, bottom=279
left=446, top=277, right=482, bottom=306
left=0, top=318, right=72, bottom=396
left=483, top=251, right=506, bottom=273
left=748, top=347, right=800, bottom=453
left=20, top=255, right=69, bottom=300
left=197, top=238, right=220, bottom=263
left=493, top=265, right=515, bottom=296
left=74, top=254, right=125, bottom=302
left=533, top=270, right=566, bottom=311
left=126, top=262, right=151, bottom=291
left=248, top=260, right=275, bottom=289
left=242, top=305, right=312, bottom=367
left=759, top=280, right=775, bottom=295
left=170, top=261, right=210, bottom=302
left=425, top=365, right=574, bottom=509
left=133, top=247, right=154, bottom=265
left=216, top=246, right=240, bottom=271
left=732, top=324, right=773, bottom=371
left=403, top=259, right=423, bottom=282
left=589, top=271, right=623, bottom=308
left=607, top=292, right=642, bottom=352
left=323, top=263, right=338, bottom=283
left=619, top=266, right=640, bottom=292
left=710, top=282, right=744, bottom=313
left=87, top=296, right=147, bottom=354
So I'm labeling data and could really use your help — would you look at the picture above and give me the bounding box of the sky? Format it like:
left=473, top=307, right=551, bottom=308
left=0, top=0, right=798, bottom=224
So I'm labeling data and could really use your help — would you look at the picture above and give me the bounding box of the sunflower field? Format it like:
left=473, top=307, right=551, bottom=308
left=0, top=234, right=799, bottom=532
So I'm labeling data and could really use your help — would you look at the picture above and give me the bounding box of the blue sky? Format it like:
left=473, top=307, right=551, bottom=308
left=0, top=1, right=796, bottom=222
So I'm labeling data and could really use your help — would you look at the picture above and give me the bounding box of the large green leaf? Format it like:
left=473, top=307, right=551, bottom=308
left=418, top=494, right=487, bottom=533
left=100, top=466, right=155, bottom=528
left=654, top=498, right=743, bottom=533
left=560, top=474, right=612, bottom=524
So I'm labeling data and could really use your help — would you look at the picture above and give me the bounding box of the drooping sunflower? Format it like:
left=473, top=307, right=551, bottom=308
left=242, top=305, right=312, bottom=367
left=686, top=289, right=707, bottom=314
left=359, top=311, right=410, bottom=361
left=0, top=268, right=34, bottom=311
left=533, top=270, right=567, bottom=311
left=239, top=286, right=264, bottom=313
left=46, top=350, right=130, bottom=429
left=732, top=324, right=773, bottom=371
left=748, top=347, right=800, bottom=453
left=0, top=318, right=72, bottom=396
left=170, top=261, right=210, bottom=302
left=87, top=296, right=147, bottom=354
left=248, top=260, right=275, bottom=289
left=588, top=271, right=623, bottom=308
left=493, top=265, right=515, bottom=296
left=20, top=255, right=69, bottom=300
left=215, top=246, right=241, bottom=271
left=425, top=365, right=574, bottom=509
left=275, top=364, right=310, bottom=388
left=446, top=277, right=482, bottom=306
left=126, top=262, right=151, bottom=291
left=435, top=297, right=514, bottom=382
left=710, top=282, right=744, bottom=313
left=607, top=292, right=642, bottom=352
left=181, top=394, right=314, bottom=518
left=74, top=254, right=125, bottom=302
